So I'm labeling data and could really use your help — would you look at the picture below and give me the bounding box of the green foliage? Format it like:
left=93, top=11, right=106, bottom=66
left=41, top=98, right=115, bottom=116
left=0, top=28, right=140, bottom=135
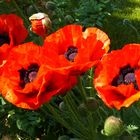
left=49, top=0, right=112, bottom=29
left=75, top=0, right=111, bottom=27
left=0, top=96, right=63, bottom=139
left=103, top=0, right=140, bottom=50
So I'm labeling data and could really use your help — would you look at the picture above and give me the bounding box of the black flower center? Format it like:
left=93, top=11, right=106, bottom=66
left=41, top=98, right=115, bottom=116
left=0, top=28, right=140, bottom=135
left=18, top=63, right=39, bottom=88
left=112, top=65, right=139, bottom=90
left=0, top=34, right=10, bottom=46
left=64, top=46, right=78, bottom=62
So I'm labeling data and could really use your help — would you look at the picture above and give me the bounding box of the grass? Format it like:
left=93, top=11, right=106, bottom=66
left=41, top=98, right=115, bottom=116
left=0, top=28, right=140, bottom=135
left=102, top=0, right=140, bottom=50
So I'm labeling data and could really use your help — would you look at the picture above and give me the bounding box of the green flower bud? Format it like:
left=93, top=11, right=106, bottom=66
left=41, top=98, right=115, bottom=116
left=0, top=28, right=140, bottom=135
left=78, top=103, right=87, bottom=117
left=65, top=15, right=74, bottom=24
left=103, top=116, right=124, bottom=136
left=85, top=97, right=99, bottom=112
left=58, top=135, right=70, bottom=140
left=59, top=101, right=66, bottom=111
left=78, top=97, right=98, bottom=116
left=45, top=1, right=56, bottom=11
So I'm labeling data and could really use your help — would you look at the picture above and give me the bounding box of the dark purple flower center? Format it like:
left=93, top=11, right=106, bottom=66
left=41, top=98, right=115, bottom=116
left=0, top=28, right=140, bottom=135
left=64, top=46, right=78, bottom=62
left=112, top=65, right=139, bottom=90
left=18, top=63, right=39, bottom=88
left=0, top=34, right=10, bottom=46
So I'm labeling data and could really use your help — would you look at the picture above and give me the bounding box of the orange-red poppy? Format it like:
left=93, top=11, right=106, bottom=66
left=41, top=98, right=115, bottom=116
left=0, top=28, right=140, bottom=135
left=43, top=24, right=110, bottom=75
left=0, top=42, right=76, bottom=110
left=0, top=44, right=10, bottom=67
left=29, top=13, right=51, bottom=38
left=94, top=44, right=140, bottom=110
left=0, top=14, right=28, bottom=46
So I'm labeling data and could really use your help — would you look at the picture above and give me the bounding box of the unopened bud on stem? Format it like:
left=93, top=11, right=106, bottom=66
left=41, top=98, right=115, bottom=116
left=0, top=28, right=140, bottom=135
left=103, top=116, right=124, bottom=136
left=29, top=13, right=51, bottom=38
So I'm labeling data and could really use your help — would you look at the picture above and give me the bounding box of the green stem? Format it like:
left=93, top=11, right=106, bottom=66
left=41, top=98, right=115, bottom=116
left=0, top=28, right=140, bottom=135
left=109, top=137, right=116, bottom=140
left=41, top=104, right=85, bottom=139
left=132, top=106, right=140, bottom=120
left=120, top=108, right=124, bottom=120
left=12, top=0, right=30, bottom=27
left=65, top=92, right=89, bottom=135
left=89, top=67, right=94, bottom=97
left=87, top=112, right=97, bottom=140
left=77, top=76, right=87, bottom=102
left=123, top=19, right=140, bottom=42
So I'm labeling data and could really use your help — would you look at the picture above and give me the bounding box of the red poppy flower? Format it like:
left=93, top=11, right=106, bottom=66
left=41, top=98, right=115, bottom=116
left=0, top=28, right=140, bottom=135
left=0, top=14, right=28, bottom=46
left=0, top=44, right=10, bottom=67
left=43, top=24, right=110, bottom=75
left=94, top=44, right=140, bottom=110
left=29, top=13, right=51, bottom=38
left=0, top=42, right=76, bottom=110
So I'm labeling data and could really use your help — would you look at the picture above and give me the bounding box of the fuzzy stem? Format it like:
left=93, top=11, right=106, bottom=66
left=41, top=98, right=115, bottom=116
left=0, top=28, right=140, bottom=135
left=77, top=76, right=87, bottom=102
left=87, top=112, right=97, bottom=140
left=64, top=92, right=89, bottom=137
left=41, top=104, right=85, bottom=139
left=89, top=67, right=94, bottom=97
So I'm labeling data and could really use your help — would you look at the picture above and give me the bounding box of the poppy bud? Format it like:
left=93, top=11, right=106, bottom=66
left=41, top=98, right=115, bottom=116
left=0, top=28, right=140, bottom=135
left=78, top=103, right=87, bottom=117
left=45, top=1, right=56, bottom=11
left=29, top=13, right=51, bottom=38
left=85, top=97, right=99, bottom=112
left=103, top=116, right=124, bottom=136
left=59, top=101, right=66, bottom=111
left=78, top=97, right=98, bottom=116
left=65, top=15, right=74, bottom=24
left=58, top=135, right=70, bottom=140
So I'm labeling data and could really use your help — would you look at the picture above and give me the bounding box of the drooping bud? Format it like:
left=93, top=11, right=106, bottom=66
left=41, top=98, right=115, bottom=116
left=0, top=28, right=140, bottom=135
left=59, top=101, right=66, bottom=111
left=29, top=13, right=51, bottom=38
left=45, top=1, right=56, bottom=11
left=103, top=116, right=124, bottom=136
left=58, top=135, right=70, bottom=140
left=65, top=15, right=74, bottom=24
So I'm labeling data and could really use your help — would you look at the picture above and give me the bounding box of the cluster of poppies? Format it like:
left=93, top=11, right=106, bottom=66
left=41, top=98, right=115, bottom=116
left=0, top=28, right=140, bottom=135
left=0, top=13, right=140, bottom=111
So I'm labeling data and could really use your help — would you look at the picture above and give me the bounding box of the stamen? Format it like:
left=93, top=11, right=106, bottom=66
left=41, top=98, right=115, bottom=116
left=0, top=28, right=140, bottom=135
left=18, top=63, right=39, bottom=88
left=64, top=46, right=78, bottom=62
left=124, top=73, right=136, bottom=84
left=28, top=71, right=37, bottom=82
left=112, top=65, right=139, bottom=90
